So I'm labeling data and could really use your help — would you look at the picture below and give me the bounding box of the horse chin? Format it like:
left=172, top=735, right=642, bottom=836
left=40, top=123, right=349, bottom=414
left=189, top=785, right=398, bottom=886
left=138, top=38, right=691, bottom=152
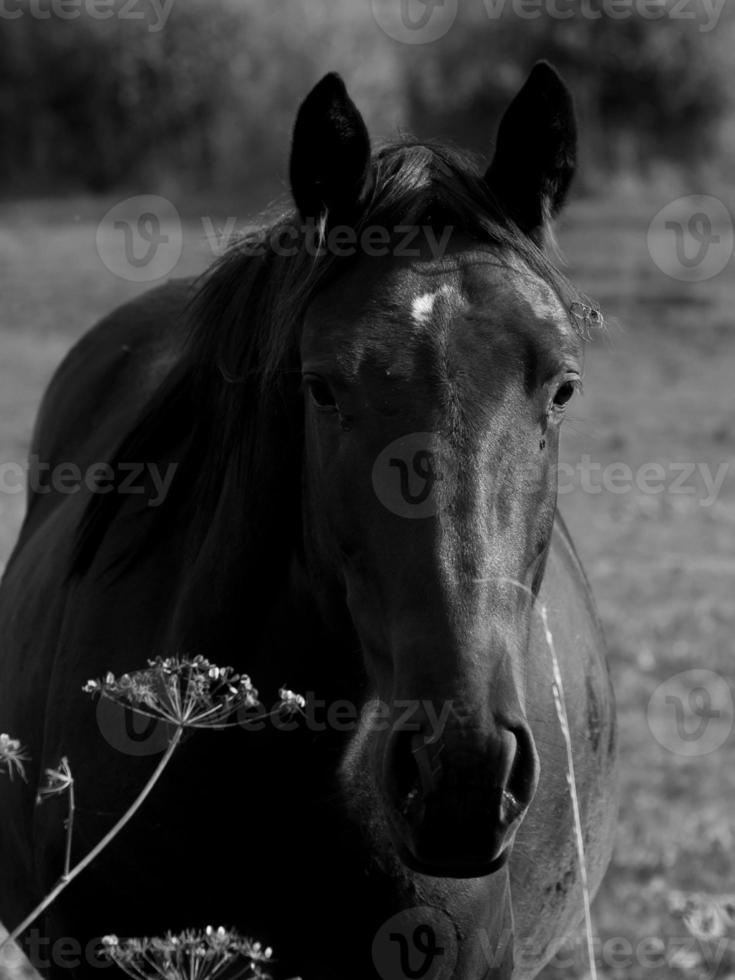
left=394, top=837, right=512, bottom=880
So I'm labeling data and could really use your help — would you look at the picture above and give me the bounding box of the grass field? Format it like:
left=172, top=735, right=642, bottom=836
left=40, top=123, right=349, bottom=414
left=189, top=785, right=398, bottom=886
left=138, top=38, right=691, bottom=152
left=1, top=190, right=735, bottom=979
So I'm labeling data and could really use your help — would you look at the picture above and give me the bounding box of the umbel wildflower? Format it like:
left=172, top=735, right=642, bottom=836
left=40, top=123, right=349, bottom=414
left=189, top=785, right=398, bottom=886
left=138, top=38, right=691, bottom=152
left=101, top=927, right=273, bottom=980
left=37, top=756, right=74, bottom=801
left=0, top=659, right=304, bottom=965
left=84, top=656, right=267, bottom=729
left=0, top=734, right=28, bottom=782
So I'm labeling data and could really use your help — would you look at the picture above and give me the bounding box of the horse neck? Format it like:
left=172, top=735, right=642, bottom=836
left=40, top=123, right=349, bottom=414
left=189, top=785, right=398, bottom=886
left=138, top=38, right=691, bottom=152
left=163, top=448, right=364, bottom=705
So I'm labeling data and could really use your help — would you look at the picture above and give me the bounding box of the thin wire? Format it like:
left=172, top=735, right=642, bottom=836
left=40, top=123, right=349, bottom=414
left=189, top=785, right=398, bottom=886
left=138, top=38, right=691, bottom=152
left=495, top=576, right=598, bottom=980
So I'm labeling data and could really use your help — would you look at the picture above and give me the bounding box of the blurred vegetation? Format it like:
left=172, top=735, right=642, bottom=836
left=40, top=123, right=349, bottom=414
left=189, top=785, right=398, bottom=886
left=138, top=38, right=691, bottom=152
left=0, top=0, right=733, bottom=198
left=404, top=0, right=734, bottom=179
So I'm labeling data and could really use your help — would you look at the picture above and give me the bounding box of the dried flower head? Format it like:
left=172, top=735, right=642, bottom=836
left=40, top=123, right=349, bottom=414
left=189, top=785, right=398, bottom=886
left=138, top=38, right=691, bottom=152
left=669, top=890, right=730, bottom=942
left=83, top=656, right=261, bottom=730
left=569, top=300, right=605, bottom=341
left=37, top=756, right=73, bottom=802
left=101, top=927, right=272, bottom=980
left=0, top=734, right=29, bottom=782
left=277, top=690, right=306, bottom=718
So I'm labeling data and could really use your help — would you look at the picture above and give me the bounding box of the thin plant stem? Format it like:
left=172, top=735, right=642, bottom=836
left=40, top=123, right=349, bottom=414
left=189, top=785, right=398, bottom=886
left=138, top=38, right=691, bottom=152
left=538, top=603, right=598, bottom=980
left=62, top=767, right=75, bottom=881
left=495, top=576, right=598, bottom=980
left=0, top=726, right=183, bottom=954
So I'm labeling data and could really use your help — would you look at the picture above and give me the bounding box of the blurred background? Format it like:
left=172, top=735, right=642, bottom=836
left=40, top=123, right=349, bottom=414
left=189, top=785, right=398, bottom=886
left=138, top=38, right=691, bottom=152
left=2, top=1, right=735, bottom=978
left=1, top=0, right=734, bottom=197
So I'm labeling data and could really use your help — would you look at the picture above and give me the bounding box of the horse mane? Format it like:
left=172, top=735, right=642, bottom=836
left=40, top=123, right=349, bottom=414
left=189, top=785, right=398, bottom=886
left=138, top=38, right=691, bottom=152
left=71, top=137, right=596, bottom=578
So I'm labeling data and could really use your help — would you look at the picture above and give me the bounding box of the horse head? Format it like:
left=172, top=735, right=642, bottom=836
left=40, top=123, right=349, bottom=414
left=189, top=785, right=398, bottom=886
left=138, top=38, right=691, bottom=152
left=291, top=66, right=586, bottom=879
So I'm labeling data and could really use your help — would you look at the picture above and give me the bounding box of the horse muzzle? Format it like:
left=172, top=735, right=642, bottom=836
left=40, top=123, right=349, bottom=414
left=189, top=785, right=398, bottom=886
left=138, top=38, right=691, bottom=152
left=383, top=718, right=539, bottom=878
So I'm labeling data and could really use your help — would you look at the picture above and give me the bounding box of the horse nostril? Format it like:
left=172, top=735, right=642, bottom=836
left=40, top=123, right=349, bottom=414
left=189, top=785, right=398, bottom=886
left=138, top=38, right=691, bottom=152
left=503, top=723, right=539, bottom=821
left=383, top=717, right=539, bottom=876
left=387, top=722, right=537, bottom=825
left=386, top=729, right=444, bottom=823
left=387, top=730, right=415, bottom=802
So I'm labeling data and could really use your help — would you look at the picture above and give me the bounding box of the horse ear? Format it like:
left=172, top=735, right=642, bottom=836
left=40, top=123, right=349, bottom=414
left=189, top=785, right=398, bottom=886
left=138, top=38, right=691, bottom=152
left=290, top=72, right=374, bottom=225
left=485, top=62, right=577, bottom=240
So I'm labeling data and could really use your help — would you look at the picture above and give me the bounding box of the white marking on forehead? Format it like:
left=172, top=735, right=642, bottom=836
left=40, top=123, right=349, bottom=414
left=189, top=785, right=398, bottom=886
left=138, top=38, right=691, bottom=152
left=525, top=280, right=567, bottom=323
left=411, top=283, right=459, bottom=326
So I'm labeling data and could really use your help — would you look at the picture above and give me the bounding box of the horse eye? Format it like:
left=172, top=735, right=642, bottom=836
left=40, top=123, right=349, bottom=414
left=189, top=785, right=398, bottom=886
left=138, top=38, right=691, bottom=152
left=304, top=375, right=337, bottom=410
left=553, top=381, right=576, bottom=409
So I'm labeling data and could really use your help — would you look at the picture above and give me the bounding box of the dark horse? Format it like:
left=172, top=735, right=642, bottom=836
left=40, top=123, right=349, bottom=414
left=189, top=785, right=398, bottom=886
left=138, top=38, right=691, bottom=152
left=0, top=64, right=616, bottom=980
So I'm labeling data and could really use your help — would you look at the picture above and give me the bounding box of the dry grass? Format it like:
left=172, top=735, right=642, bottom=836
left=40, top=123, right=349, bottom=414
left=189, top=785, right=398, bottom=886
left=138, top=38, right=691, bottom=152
left=543, top=193, right=735, bottom=980
left=2, top=190, right=735, bottom=978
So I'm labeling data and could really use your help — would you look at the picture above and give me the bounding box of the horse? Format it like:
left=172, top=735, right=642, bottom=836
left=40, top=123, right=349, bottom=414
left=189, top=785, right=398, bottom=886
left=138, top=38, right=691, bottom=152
left=0, top=63, right=617, bottom=980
